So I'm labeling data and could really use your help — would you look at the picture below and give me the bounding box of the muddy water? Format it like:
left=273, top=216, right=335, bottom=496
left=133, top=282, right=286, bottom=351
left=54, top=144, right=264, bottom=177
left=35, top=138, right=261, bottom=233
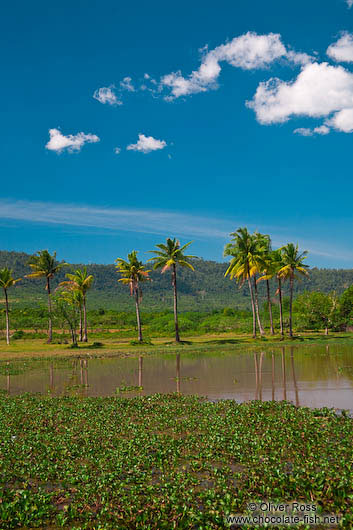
left=1, top=344, right=353, bottom=410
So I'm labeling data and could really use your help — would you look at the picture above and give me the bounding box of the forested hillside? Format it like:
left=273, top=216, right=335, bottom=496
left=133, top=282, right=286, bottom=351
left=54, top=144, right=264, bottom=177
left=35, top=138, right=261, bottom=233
left=0, top=250, right=352, bottom=311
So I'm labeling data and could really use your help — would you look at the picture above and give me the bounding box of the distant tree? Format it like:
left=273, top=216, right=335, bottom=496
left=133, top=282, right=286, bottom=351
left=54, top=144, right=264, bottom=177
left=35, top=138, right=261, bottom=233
left=294, top=291, right=338, bottom=334
left=26, top=251, right=67, bottom=343
left=337, top=285, right=353, bottom=330
left=59, top=267, right=94, bottom=342
left=148, top=238, right=196, bottom=342
left=278, top=244, right=309, bottom=337
left=0, top=268, right=21, bottom=345
left=115, top=251, right=151, bottom=342
left=53, top=289, right=81, bottom=346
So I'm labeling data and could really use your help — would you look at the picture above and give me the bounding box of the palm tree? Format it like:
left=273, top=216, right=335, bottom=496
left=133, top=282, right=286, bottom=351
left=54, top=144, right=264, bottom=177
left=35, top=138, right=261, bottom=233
left=257, top=240, right=276, bottom=335
left=224, top=228, right=267, bottom=338
left=148, top=238, right=196, bottom=342
left=278, top=243, right=309, bottom=337
left=116, top=251, right=150, bottom=342
left=272, top=249, right=285, bottom=336
left=59, top=267, right=94, bottom=342
left=0, top=268, right=21, bottom=345
left=26, top=250, right=67, bottom=343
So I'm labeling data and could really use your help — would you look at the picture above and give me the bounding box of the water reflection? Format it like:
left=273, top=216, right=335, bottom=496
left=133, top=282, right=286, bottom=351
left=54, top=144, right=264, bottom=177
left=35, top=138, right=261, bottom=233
left=290, top=347, right=299, bottom=407
left=281, top=347, right=287, bottom=401
left=1, top=344, right=353, bottom=410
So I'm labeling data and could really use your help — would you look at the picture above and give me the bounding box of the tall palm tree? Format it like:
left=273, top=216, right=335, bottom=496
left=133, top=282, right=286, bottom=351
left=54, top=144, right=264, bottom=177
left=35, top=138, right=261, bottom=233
left=278, top=243, right=309, bottom=337
left=0, top=268, right=21, bottom=345
left=148, top=238, right=196, bottom=342
left=116, top=251, right=150, bottom=342
left=272, top=249, right=285, bottom=336
left=26, top=250, right=67, bottom=343
left=59, top=267, right=94, bottom=342
left=257, top=240, right=276, bottom=335
left=224, top=228, right=267, bottom=338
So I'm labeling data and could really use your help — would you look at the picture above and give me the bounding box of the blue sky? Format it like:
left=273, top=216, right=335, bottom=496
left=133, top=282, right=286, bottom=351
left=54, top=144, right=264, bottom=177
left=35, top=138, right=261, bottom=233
left=1, top=0, right=353, bottom=266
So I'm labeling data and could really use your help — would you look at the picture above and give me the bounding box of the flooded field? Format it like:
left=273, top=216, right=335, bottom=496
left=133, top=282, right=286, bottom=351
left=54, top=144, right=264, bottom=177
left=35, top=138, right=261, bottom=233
left=1, top=344, right=353, bottom=410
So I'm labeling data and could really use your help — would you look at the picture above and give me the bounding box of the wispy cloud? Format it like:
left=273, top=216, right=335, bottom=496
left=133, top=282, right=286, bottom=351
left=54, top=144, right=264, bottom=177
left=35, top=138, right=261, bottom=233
left=0, top=200, right=228, bottom=239
left=93, top=86, right=122, bottom=106
left=347, top=0, right=353, bottom=8
left=45, top=129, right=100, bottom=153
left=120, top=76, right=135, bottom=92
left=0, top=199, right=352, bottom=262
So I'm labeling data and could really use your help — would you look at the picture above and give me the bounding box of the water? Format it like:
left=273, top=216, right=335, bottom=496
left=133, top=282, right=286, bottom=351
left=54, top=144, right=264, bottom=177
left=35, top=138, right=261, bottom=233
left=1, top=344, right=353, bottom=410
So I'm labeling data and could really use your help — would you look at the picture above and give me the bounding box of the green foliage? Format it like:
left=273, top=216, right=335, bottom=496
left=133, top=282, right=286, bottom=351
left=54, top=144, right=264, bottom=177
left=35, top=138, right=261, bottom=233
left=294, top=292, right=338, bottom=331
left=0, top=395, right=352, bottom=528
left=1, top=249, right=353, bottom=312
left=338, top=285, right=353, bottom=328
left=11, top=330, right=25, bottom=340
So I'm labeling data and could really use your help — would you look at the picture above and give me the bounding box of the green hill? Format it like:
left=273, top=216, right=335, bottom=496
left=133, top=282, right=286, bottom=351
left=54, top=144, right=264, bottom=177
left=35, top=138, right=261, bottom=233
left=0, top=250, right=352, bottom=312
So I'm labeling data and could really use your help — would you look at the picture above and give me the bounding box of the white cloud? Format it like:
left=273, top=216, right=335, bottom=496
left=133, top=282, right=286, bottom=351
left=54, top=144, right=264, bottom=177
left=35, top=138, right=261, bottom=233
left=93, top=86, right=121, bottom=105
left=327, top=108, right=353, bottom=132
left=294, top=125, right=330, bottom=136
left=120, top=76, right=135, bottom=92
left=314, top=125, right=330, bottom=135
left=248, top=61, right=353, bottom=133
left=45, top=129, right=100, bottom=153
left=160, top=32, right=312, bottom=99
left=127, top=133, right=167, bottom=154
left=327, top=32, right=353, bottom=63
left=347, top=0, right=353, bottom=8
left=114, top=147, right=121, bottom=155
left=293, top=127, right=313, bottom=136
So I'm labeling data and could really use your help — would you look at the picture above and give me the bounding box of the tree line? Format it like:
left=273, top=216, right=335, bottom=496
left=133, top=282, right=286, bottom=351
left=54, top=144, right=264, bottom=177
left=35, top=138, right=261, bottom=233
left=0, top=229, right=316, bottom=345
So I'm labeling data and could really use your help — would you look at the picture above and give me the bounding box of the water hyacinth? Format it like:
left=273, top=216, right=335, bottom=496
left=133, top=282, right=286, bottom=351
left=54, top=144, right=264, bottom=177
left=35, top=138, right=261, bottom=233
left=0, top=394, right=352, bottom=528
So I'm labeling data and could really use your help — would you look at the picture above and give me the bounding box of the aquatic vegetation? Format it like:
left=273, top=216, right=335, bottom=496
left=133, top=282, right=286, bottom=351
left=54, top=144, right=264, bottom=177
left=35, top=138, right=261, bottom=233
left=0, top=394, right=352, bottom=528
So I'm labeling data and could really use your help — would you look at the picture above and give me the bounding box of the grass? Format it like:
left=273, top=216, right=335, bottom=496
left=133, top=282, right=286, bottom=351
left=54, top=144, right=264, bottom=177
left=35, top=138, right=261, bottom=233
left=1, top=331, right=353, bottom=361
left=0, top=394, right=352, bottom=529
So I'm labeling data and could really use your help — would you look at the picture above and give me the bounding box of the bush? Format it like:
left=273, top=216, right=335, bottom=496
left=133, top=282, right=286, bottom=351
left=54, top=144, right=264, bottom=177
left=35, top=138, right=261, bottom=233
left=12, top=330, right=25, bottom=340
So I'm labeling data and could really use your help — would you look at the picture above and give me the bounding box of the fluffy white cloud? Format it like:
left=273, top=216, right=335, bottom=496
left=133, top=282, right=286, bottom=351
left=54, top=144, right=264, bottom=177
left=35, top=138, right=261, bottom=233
left=46, top=129, right=100, bottom=153
left=120, top=76, right=135, bottom=92
left=327, top=32, right=353, bottom=62
left=93, top=86, right=121, bottom=105
left=314, top=125, right=330, bottom=135
left=327, top=108, right=353, bottom=132
left=294, top=125, right=330, bottom=136
left=127, top=134, right=167, bottom=154
left=247, top=61, right=353, bottom=133
left=161, top=32, right=312, bottom=99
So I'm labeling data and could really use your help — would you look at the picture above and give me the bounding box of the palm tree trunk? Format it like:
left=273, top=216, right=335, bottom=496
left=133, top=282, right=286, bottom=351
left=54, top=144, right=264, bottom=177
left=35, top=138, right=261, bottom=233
left=172, top=264, right=180, bottom=342
left=4, top=288, right=10, bottom=345
left=82, top=296, right=88, bottom=342
left=79, top=305, right=83, bottom=342
left=278, top=278, right=284, bottom=336
left=247, top=277, right=256, bottom=338
left=135, top=289, right=143, bottom=342
left=289, top=275, right=294, bottom=337
left=325, top=326, right=328, bottom=335
left=266, top=279, right=274, bottom=335
left=253, top=275, right=265, bottom=336
left=46, top=277, right=52, bottom=344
